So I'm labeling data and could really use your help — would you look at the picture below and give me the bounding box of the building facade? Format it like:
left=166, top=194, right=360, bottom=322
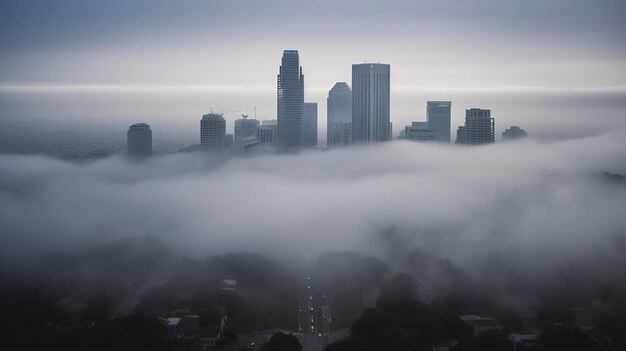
left=352, top=63, right=390, bottom=143
left=234, top=115, right=260, bottom=141
left=303, top=102, right=318, bottom=148
left=327, top=82, right=352, bottom=147
left=127, top=123, right=152, bottom=157
left=201, top=113, right=226, bottom=152
left=328, top=121, right=352, bottom=147
left=456, top=108, right=495, bottom=145
left=277, top=50, right=305, bottom=153
left=502, top=126, right=528, bottom=141
left=427, top=101, right=452, bottom=143
left=404, top=122, right=436, bottom=142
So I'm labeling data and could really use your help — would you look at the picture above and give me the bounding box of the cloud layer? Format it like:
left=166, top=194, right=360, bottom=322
left=2, top=134, right=626, bottom=283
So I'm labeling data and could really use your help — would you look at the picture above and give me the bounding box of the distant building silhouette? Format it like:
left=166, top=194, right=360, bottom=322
left=502, top=126, right=528, bottom=141
left=352, top=63, right=390, bottom=143
left=201, top=113, right=226, bottom=152
left=404, top=122, right=435, bottom=142
left=127, top=123, right=152, bottom=158
left=277, top=50, right=304, bottom=153
left=456, top=108, right=495, bottom=145
left=427, top=101, right=452, bottom=143
left=327, top=82, right=352, bottom=147
left=234, top=115, right=260, bottom=141
left=303, top=102, right=318, bottom=148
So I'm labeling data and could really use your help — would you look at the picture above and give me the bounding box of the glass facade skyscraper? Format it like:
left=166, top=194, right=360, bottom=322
left=352, top=63, right=390, bottom=143
left=277, top=50, right=305, bottom=153
left=427, top=101, right=452, bottom=143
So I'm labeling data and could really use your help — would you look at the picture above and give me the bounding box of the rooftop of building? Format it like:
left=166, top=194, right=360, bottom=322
left=202, top=113, right=225, bottom=121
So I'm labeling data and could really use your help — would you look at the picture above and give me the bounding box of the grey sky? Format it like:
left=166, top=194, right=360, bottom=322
left=1, top=0, right=625, bottom=88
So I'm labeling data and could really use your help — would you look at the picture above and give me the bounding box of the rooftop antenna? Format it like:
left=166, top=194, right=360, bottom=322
left=254, top=106, right=257, bottom=119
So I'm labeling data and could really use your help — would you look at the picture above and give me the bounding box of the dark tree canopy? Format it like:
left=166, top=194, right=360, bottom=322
left=540, top=325, right=595, bottom=351
left=261, top=332, right=302, bottom=351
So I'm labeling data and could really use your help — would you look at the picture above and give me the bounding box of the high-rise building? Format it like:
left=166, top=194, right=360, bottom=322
left=234, top=115, right=260, bottom=141
left=502, top=126, right=528, bottom=141
left=427, top=101, right=452, bottom=143
left=201, top=112, right=226, bottom=152
left=328, top=121, right=352, bottom=147
left=455, top=108, right=494, bottom=145
left=257, top=120, right=278, bottom=152
left=352, top=63, right=390, bottom=143
left=327, top=82, right=352, bottom=147
left=277, top=50, right=304, bottom=153
left=127, top=123, right=152, bottom=158
left=303, top=102, right=318, bottom=148
left=404, top=122, right=436, bottom=142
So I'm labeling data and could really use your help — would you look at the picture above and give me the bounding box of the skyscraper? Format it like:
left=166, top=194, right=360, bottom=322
left=201, top=112, right=226, bottom=152
left=234, top=115, right=260, bottom=141
left=455, top=108, right=495, bottom=145
left=427, top=101, right=452, bottom=143
left=277, top=50, right=304, bottom=153
left=303, top=102, right=318, bottom=148
left=502, top=126, right=528, bottom=141
left=352, top=63, right=390, bottom=143
left=127, top=123, right=152, bottom=158
left=327, top=82, right=352, bottom=147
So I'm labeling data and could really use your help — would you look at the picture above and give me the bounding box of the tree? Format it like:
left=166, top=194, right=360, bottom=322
left=457, top=331, right=514, bottom=351
left=261, top=332, right=302, bottom=351
left=540, top=325, right=595, bottom=351
left=376, top=272, right=419, bottom=312
left=323, top=336, right=373, bottom=351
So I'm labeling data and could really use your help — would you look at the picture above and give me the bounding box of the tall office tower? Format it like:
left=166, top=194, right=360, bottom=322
left=234, top=115, right=260, bottom=141
left=277, top=50, right=305, bottom=153
left=427, top=101, right=452, bottom=143
left=200, top=112, right=226, bottom=152
left=258, top=120, right=278, bottom=146
left=352, top=63, right=390, bottom=143
left=502, top=126, right=528, bottom=141
left=404, top=122, right=436, bottom=142
left=303, top=102, right=318, bottom=148
left=127, top=123, right=152, bottom=158
left=455, top=108, right=495, bottom=145
left=327, top=82, right=352, bottom=147
left=328, top=121, right=352, bottom=147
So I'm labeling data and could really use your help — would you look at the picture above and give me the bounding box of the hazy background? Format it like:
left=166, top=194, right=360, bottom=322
left=1, top=0, right=625, bottom=149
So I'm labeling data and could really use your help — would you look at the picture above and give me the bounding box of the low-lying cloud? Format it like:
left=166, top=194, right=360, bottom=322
left=1, top=134, right=626, bottom=290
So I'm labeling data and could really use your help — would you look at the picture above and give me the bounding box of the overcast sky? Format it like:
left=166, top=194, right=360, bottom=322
left=1, top=0, right=625, bottom=89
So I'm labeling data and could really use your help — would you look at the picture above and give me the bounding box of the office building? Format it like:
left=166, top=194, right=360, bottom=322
left=327, top=82, right=352, bottom=147
left=352, top=63, right=390, bottom=143
left=234, top=115, right=260, bottom=141
left=502, top=126, right=528, bottom=141
left=303, top=102, right=318, bottom=148
left=257, top=120, right=278, bottom=147
left=127, top=123, right=152, bottom=157
left=328, top=121, right=352, bottom=147
left=427, top=101, right=452, bottom=143
left=277, top=50, right=305, bottom=152
left=404, top=122, right=436, bottom=142
left=201, top=112, right=226, bottom=152
left=456, top=108, right=495, bottom=145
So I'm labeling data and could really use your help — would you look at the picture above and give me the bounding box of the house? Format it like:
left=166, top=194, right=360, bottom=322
left=432, top=339, right=459, bottom=351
